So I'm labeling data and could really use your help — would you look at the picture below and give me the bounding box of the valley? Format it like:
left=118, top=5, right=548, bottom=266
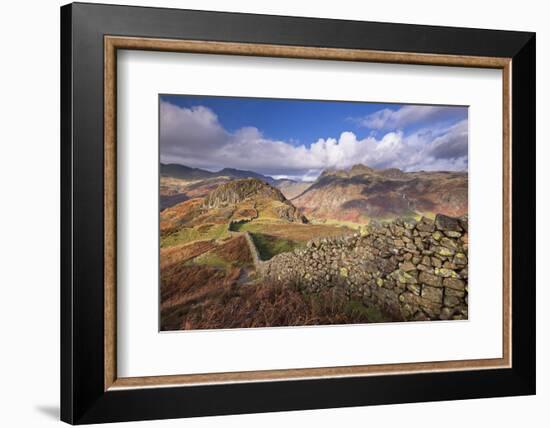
left=159, top=163, right=468, bottom=330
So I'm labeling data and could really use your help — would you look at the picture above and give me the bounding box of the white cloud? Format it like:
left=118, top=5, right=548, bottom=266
left=357, top=105, right=466, bottom=130
left=272, top=170, right=321, bottom=182
left=160, top=101, right=468, bottom=181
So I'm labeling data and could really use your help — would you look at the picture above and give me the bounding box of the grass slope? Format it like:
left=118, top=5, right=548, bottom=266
left=249, top=232, right=302, bottom=261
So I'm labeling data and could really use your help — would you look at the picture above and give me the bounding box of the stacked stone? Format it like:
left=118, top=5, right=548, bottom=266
left=260, top=213, right=468, bottom=322
left=394, top=214, right=468, bottom=321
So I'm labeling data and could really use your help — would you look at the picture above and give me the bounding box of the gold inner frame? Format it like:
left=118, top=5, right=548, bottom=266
left=104, top=36, right=512, bottom=391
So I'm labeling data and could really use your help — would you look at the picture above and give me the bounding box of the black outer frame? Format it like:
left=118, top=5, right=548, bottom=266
left=60, top=2, right=536, bottom=424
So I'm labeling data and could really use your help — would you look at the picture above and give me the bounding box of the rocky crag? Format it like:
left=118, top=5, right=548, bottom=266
left=261, top=214, right=468, bottom=321
left=203, top=178, right=307, bottom=223
left=291, top=164, right=468, bottom=223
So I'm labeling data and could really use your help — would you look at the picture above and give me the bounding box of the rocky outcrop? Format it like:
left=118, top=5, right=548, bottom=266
left=260, top=214, right=468, bottom=322
left=203, top=178, right=307, bottom=223
left=203, top=178, right=285, bottom=208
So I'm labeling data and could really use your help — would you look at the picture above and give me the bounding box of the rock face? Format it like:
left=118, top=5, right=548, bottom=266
left=203, top=178, right=282, bottom=207
left=292, top=164, right=468, bottom=223
left=203, top=178, right=307, bottom=223
left=260, top=214, right=468, bottom=321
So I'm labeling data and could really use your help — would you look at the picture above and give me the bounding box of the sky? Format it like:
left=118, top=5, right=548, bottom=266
left=160, top=94, right=468, bottom=182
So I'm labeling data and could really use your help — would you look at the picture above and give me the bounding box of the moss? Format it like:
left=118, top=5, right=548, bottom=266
left=192, top=252, right=230, bottom=269
left=344, top=300, right=387, bottom=323
left=161, top=223, right=228, bottom=247
left=249, top=232, right=302, bottom=260
left=229, top=220, right=247, bottom=231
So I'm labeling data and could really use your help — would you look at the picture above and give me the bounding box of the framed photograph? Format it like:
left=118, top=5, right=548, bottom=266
left=61, top=2, right=535, bottom=424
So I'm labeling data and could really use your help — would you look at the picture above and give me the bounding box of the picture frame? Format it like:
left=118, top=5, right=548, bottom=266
left=60, top=2, right=535, bottom=424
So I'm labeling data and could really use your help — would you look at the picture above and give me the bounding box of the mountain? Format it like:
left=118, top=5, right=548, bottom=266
left=203, top=178, right=307, bottom=223
left=160, top=163, right=468, bottom=223
left=160, top=163, right=310, bottom=210
left=274, top=179, right=313, bottom=200
left=292, top=164, right=467, bottom=223
left=160, top=163, right=215, bottom=180
left=217, top=168, right=276, bottom=185
left=161, top=178, right=307, bottom=241
left=160, top=163, right=276, bottom=183
left=203, top=178, right=285, bottom=207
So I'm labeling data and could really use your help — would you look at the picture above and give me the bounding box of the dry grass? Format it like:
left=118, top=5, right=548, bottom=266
left=233, top=220, right=353, bottom=242
left=211, top=235, right=254, bottom=267
left=160, top=240, right=217, bottom=270
left=160, top=223, right=229, bottom=248
left=160, top=264, right=243, bottom=329
left=160, top=198, right=203, bottom=234
left=230, top=200, right=258, bottom=222
left=160, top=278, right=387, bottom=331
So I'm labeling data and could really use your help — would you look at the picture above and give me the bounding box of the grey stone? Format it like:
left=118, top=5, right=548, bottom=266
left=444, top=295, right=461, bottom=307
left=443, top=277, right=465, bottom=291
left=260, top=214, right=467, bottom=324
left=459, top=216, right=468, bottom=232
left=399, top=261, right=416, bottom=272
left=435, top=246, right=456, bottom=257
left=435, top=214, right=462, bottom=232
left=418, top=271, right=442, bottom=287
left=407, top=283, right=421, bottom=296
left=421, top=285, right=443, bottom=303
left=432, top=230, right=443, bottom=241
left=413, top=311, right=430, bottom=321
left=431, top=257, right=443, bottom=268
left=439, top=307, right=454, bottom=320
left=435, top=268, right=458, bottom=278
left=416, top=219, right=435, bottom=232
left=453, top=253, right=468, bottom=266
left=445, top=287, right=465, bottom=298
left=440, top=237, right=458, bottom=250
left=394, top=269, right=417, bottom=285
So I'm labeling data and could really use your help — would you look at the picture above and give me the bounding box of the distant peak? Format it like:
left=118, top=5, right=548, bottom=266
left=216, top=167, right=274, bottom=184
left=349, top=164, right=375, bottom=176
left=379, top=167, right=406, bottom=178
left=320, top=164, right=376, bottom=178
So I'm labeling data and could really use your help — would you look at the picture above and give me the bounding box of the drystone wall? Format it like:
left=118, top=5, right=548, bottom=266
left=261, top=214, right=468, bottom=321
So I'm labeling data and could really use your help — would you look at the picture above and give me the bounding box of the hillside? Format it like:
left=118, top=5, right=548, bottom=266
left=161, top=163, right=277, bottom=184
left=159, top=172, right=468, bottom=330
left=160, top=179, right=309, bottom=246
left=292, top=164, right=467, bottom=223
left=160, top=163, right=215, bottom=180
left=203, top=178, right=307, bottom=223
left=275, top=179, right=312, bottom=199
left=160, top=177, right=355, bottom=330
left=161, top=162, right=467, bottom=224
left=160, top=163, right=282, bottom=210
left=204, top=178, right=285, bottom=207
left=216, top=167, right=276, bottom=185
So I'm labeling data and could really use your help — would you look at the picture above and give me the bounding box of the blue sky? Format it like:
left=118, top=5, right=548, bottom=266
left=160, top=94, right=468, bottom=181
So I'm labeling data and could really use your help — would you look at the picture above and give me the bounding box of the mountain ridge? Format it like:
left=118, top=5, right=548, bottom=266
left=203, top=178, right=307, bottom=224
left=161, top=162, right=467, bottom=223
left=160, top=163, right=288, bottom=185
left=292, top=165, right=467, bottom=223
